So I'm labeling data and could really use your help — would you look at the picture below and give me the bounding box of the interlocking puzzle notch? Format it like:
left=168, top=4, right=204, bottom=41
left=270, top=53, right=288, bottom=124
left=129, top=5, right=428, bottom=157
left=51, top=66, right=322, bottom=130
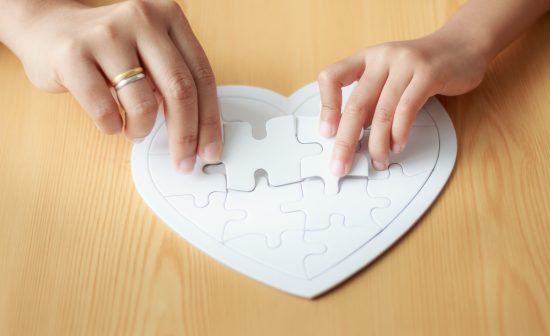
left=281, top=179, right=389, bottom=230
left=167, top=192, right=246, bottom=241
left=296, top=116, right=369, bottom=195
left=225, top=230, right=327, bottom=279
left=223, top=176, right=305, bottom=247
left=148, top=155, right=226, bottom=207
left=220, top=115, right=321, bottom=191
left=303, top=214, right=381, bottom=278
left=358, top=116, right=439, bottom=180
left=367, top=165, right=432, bottom=227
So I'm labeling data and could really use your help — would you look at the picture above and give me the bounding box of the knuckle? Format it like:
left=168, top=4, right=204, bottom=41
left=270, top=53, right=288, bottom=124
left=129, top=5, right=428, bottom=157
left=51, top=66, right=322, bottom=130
left=102, top=123, right=122, bottom=135
left=372, top=107, right=393, bottom=124
left=321, top=103, right=339, bottom=114
left=151, top=0, right=185, bottom=21
left=163, top=0, right=184, bottom=15
left=193, top=64, right=216, bottom=87
left=120, top=1, right=156, bottom=26
left=344, top=103, right=364, bottom=118
left=397, top=96, right=415, bottom=113
left=164, top=72, right=197, bottom=102
left=54, top=38, right=86, bottom=70
left=154, top=0, right=177, bottom=11
left=174, top=132, right=198, bottom=146
left=398, top=47, right=422, bottom=62
left=90, top=103, right=117, bottom=119
left=318, top=68, right=336, bottom=84
left=122, top=0, right=148, bottom=16
left=199, top=113, right=221, bottom=128
left=374, top=44, right=394, bottom=60
left=87, top=22, right=118, bottom=42
left=334, top=138, right=355, bottom=153
left=89, top=103, right=119, bottom=124
left=129, top=97, right=157, bottom=118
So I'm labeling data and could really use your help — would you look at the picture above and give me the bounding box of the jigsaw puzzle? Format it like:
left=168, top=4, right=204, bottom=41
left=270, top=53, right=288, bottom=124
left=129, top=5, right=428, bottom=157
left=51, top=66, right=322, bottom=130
left=131, top=82, right=457, bottom=298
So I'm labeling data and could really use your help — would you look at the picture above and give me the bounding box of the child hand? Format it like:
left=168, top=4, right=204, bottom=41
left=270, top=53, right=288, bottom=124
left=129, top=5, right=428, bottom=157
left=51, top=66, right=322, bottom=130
left=318, top=32, right=488, bottom=175
left=4, top=0, right=221, bottom=173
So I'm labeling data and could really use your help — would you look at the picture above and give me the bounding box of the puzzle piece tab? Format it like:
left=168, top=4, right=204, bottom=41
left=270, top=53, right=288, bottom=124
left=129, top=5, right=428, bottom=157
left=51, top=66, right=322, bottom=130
left=224, top=177, right=305, bottom=247
left=218, top=91, right=286, bottom=138
left=281, top=179, right=389, bottom=230
left=148, top=155, right=226, bottom=207
left=297, top=116, right=369, bottom=195
left=167, top=192, right=246, bottom=241
left=225, top=230, right=327, bottom=279
left=304, top=215, right=381, bottom=278
left=367, top=164, right=431, bottom=227
left=221, top=115, right=321, bottom=191
left=360, top=126, right=439, bottom=179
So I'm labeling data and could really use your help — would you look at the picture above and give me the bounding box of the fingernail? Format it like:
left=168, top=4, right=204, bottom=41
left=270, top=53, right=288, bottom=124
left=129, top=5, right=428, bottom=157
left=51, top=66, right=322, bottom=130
left=202, top=142, right=221, bottom=163
left=331, top=159, right=346, bottom=176
left=319, top=121, right=335, bottom=137
left=133, top=137, right=145, bottom=144
left=392, top=143, right=401, bottom=153
left=373, top=160, right=387, bottom=171
left=177, top=157, right=196, bottom=173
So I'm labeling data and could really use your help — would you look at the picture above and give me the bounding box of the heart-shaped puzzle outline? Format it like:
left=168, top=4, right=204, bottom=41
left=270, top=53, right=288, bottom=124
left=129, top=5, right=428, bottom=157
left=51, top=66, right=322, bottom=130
left=131, top=82, right=457, bottom=298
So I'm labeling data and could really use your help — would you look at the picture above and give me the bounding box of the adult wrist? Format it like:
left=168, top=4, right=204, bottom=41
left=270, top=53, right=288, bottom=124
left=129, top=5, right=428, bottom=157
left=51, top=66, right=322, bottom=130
left=0, top=1, right=81, bottom=52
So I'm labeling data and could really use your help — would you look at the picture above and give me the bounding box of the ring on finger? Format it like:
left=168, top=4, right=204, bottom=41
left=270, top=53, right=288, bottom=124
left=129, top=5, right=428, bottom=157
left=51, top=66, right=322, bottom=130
left=115, top=72, right=146, bottom=91
left=111, top=67, right=147, bottom=91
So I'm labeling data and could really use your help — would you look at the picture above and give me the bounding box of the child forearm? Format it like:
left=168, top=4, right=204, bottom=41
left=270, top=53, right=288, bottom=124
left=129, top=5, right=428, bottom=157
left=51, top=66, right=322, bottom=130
left=438, top=0, right=550, bottom=61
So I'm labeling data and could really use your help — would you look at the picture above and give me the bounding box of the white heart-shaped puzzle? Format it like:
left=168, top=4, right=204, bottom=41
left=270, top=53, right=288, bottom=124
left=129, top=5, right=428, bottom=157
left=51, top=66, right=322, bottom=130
left=131, top=82, right=457, bottom=298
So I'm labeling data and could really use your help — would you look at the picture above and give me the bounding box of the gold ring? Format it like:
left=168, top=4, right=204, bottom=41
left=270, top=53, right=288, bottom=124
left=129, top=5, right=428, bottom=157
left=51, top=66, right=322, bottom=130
left=111, top=67, right=144, bottom=87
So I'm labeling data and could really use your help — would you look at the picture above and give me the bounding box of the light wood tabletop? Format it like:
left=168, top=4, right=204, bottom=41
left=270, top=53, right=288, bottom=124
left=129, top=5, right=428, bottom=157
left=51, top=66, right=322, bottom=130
left=1, top=0, right=549, bottom=335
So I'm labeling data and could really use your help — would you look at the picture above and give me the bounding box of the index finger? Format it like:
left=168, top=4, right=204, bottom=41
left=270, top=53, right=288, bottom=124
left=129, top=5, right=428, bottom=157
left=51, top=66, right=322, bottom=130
left=318, top=53, right=365, bottom=137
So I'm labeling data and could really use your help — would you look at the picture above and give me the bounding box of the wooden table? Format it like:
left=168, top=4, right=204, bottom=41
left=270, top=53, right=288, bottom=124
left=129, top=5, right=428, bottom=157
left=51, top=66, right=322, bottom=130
left=1, top=1, right=549, bottom=335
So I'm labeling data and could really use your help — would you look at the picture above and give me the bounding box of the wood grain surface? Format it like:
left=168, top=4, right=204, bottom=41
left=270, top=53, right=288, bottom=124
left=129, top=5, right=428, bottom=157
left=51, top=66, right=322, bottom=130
left=1, top=1, right=549, bottom=335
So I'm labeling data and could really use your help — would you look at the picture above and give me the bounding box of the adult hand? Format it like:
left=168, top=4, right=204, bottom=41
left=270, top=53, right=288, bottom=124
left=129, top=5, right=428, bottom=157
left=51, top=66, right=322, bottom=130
left=3, top=0, right=221, bottom=173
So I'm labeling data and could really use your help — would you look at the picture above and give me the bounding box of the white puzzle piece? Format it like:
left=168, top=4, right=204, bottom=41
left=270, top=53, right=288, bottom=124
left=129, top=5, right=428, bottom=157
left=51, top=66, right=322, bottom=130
left=148, top=155, right=226, bottom=207
left=149, top=114, right=170, bottom=155
left=132, top=83, right=457, bottom=299
left=218, top=86, right=287, bottom=138
left=226, top=230, right=327, bottom=279
left=281, top=179, right=389, bottom=230
left=296, top=116, right=369, bottom=195
left=360, top=126, right=439, bottom=179
left=304, top=215, right=381, bottom=278
left=167, top=192, right=246, bottom=241
left=224, top=177, right=305, bottom=247
left=367, top=165, right=432, bottom=227
left=221, top=115, right=320, bottom=191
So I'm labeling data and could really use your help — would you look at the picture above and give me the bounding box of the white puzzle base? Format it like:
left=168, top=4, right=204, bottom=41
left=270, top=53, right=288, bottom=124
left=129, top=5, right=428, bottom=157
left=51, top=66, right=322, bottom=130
left=131, top=82, right=457, bottom=299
